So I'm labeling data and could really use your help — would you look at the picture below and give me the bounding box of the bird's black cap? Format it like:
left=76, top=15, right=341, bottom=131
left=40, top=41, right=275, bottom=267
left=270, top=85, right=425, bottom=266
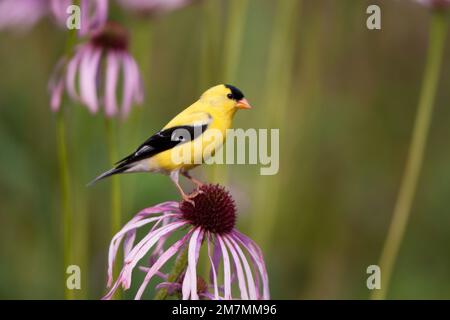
left=225, top=84, right=244, bottom=101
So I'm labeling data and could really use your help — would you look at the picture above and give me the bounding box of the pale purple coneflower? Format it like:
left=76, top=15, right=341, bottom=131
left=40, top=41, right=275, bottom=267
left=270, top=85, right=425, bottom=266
left=50, top=0, right=108, bottom=36
left=414, top=0, right=450, bottom=9
left=49, top=21, right=144, bottom=118
left=116, top=0, right=198, bottom=16
left=103, top=184, right=270, bottom=300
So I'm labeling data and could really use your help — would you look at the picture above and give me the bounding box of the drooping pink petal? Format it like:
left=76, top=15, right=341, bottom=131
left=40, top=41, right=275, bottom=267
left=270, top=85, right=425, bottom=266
left=107, top=215, right=166, bottom=287
left=122, top=221, right=187, bottom=289
left=123, top=230, right=137, bottom=259
left=223, top=236, right=249, bottom=299
left=50, top=78, right=64, bottom=112
left=147, top=218, right=171, bottom=266
left=233, top=231, right=270, bottom=300
left=121, top=53, right=142, bottom=117
left=227, top=235, right=257, bottom=300
left=135, top=231, right=192, bottom=299
left=104, top=51, right=119, bottom=117
left=102, top=269, right=126, bottom=300
left=119, top=202, right=180, bottom=260
left=48, top=56, right=69, bottom=112
left=207, top=235, right=219, bottom=299
left=79, top=45, right=101, bottom=113
left=185, top=228, right=203, bottom=300
left=217, top=236, right=232, bottom=299
left=123, top=214, right=169, bottom=262
left=65, top=47, right=83, bottom=101
left=181, top=265, right=191, bottom=300
left=108, top=213, right=173, bottom=287
left=210, top=235, right=222, bottom=283
left=134, top=201, right=180, bottom=220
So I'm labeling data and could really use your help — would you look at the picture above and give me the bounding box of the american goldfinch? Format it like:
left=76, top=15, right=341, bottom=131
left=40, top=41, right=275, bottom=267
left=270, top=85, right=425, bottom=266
left=89, top=84, right=252, bottom=201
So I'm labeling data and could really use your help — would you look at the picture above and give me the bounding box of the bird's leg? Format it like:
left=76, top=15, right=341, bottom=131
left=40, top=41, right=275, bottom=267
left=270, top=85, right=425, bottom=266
left=182, top=171, right=204, bottom=197
left=182, top=171, right=204, bottom=189
left=170, top=171, right=194, bottom=205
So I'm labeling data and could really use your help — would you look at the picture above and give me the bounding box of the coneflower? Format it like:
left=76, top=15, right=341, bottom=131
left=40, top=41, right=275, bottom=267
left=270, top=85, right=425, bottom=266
left=104, top=184, right=270, bottom=300
left=49, top=21, right=143, bottom=118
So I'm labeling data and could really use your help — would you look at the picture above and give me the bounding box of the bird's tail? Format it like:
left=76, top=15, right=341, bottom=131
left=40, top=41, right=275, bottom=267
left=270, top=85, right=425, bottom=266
left=87, top=166, right=128, bottom=187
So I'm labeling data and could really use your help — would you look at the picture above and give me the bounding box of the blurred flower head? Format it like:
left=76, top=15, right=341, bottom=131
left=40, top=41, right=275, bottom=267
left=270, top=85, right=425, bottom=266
left=49, top=21, right=144, bottom=118
left=104, top=184, right=270, bottom=300
left=414, top=0, right=450, bottom=9
left=0, top=0, right=108, bottom=34
left=116, top=0, right=198, bottom=16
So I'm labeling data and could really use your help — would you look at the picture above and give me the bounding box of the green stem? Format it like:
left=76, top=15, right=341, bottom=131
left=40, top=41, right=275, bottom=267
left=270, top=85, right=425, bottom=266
left=252, top=0, right=301, bottom=247
left=199, top=0, right=221, bottom=89
left=372, top=11, right=448, bottom=300
left=223, top=0, right=249, bottom=82
left=57, top=111, right=74, bottom=300
left=105, top=118, right=122, bottom=299
left=105, top=119, right=121, bottom=234
left=58, top=2, right=78, bottom=299
left=154, top=246, right=189, bottom=300
left=212, top=0, right=249, bottom=184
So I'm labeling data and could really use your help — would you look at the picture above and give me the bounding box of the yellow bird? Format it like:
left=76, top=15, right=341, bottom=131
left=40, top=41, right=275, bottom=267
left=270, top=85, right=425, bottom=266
left=89, top=84, right=252, bottom=201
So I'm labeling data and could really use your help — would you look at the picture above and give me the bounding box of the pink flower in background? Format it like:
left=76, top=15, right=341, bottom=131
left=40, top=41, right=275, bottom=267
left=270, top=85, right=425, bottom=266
left=49, top=21, right=144, bottom=118
left=414, top=0, right=450, bottom=9
left=0, top=0, right=50, bottom=31
left=50, top=0, right=108, bottom=36
left=116, top=0, right=197, bottom=16
left=104, top=185, right=270, bottom=300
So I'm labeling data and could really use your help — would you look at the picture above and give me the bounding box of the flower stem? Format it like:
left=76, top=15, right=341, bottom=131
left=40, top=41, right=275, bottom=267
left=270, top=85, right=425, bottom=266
left=105, top=119, right=121, bottom=234
left=57, top=111, right=74, bottom=300
left=211, top=0, right=249, bottom=185
left=252, top=0, right=301, bottom=248
left=372, top=11, right=448, bottom=300
left=154, top=246, right=189, bottom=300
left=223, top=0, right=249, bottom=82
left=105, top=118, right=122, bottom=299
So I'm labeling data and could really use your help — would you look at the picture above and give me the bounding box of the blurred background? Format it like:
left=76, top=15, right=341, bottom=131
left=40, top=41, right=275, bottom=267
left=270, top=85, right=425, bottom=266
left=1, top=0, right=450, bottom=299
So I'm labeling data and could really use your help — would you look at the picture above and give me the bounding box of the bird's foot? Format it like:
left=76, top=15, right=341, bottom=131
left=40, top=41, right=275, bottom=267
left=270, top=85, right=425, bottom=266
left=182, top=194, right=196, bottom=206
left=192, top=179, right=204, bottom=189
left=188, top=188, right=204, bottom=198
left=182, top=172, right=204, bottom=189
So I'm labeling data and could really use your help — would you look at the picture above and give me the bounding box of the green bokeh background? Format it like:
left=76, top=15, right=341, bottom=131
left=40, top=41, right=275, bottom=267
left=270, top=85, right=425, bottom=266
left=1, top=0, right=450, bottom=299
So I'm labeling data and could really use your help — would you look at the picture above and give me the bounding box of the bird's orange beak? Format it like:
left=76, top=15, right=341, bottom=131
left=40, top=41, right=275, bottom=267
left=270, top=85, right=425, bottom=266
left=236, top=98, right=252, bottom=110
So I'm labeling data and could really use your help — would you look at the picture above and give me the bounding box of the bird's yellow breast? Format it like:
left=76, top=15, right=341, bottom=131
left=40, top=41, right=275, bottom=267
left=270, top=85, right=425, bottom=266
left=148, top=107, right=235, bottom=173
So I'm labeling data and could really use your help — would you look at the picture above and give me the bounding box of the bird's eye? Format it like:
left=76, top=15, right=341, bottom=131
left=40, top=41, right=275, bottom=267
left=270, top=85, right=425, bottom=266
left=227, top=93, right=233, bottom=100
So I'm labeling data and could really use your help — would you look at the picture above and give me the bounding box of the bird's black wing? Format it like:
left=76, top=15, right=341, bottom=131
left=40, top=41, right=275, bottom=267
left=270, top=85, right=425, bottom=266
left=115, top=124, right=208, bottom=168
